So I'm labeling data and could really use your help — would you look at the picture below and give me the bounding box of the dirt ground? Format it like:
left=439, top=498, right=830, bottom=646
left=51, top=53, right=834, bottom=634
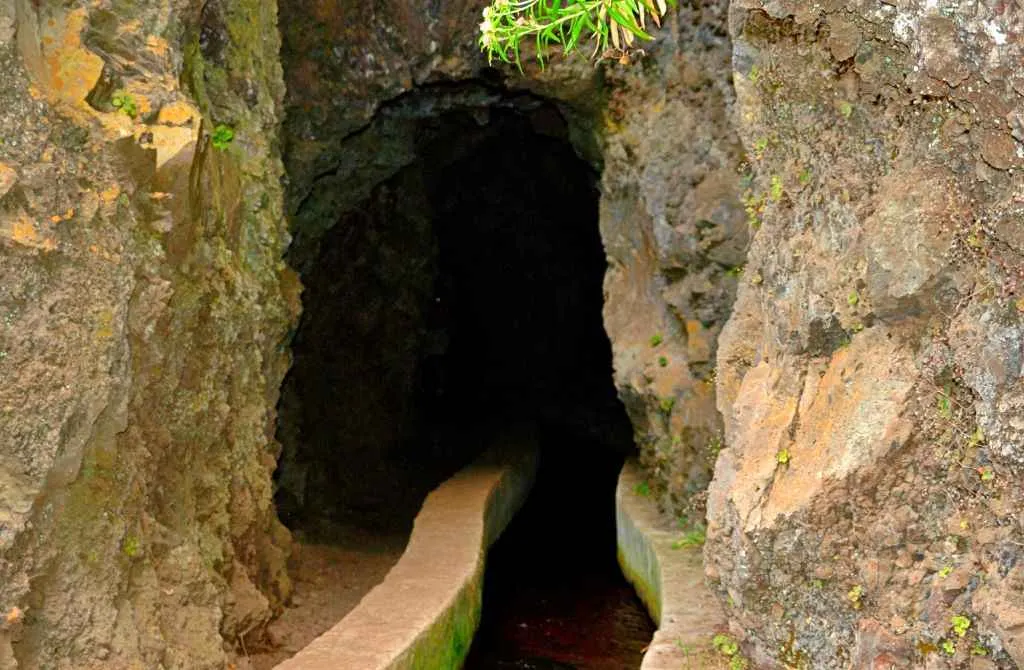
left=240, top=529, right=408, bottom=670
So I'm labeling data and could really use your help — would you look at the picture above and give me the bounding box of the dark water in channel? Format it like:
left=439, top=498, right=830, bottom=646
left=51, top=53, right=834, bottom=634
left=463, top=433, right=655, bottom=670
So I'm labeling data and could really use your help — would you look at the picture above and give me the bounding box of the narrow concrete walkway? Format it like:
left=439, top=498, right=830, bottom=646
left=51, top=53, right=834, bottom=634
left=616, top=461, right=731, bottom=669
left=275, top=430, right=537, bottom=670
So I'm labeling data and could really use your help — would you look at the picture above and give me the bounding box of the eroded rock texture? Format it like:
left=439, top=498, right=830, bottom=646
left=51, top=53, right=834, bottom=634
left=598, top=2, right=747, bottom=516
left=0, top=1, right=294, bottom=667
left=708, top=2, right=1024, bottom=667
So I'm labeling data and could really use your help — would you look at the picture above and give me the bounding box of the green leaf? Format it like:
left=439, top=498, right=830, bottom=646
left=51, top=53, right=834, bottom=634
left=607, top=5, right=650, bottom=39
left=567, top=15, right=585, bottom=50
left=211, top=124, right=235, bottom=150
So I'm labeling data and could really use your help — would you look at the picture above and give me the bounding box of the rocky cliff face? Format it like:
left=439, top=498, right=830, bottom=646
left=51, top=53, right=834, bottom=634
left=0, top=1, right=294, bottom=667
left=598, top=2, right=747, bottom=518
left=1, top=0, right=1021, bottom=667
left=707, top=1, right=1024, bottom=667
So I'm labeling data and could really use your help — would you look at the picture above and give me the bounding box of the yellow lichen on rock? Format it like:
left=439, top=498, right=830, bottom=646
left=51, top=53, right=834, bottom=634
left=0, top=163, right=16, bottom=199
left=17, top=7, right=102, bottom=108
left=157, top=101, right=200, bottom=127
left=2, top=209, right=56, bottom=252
left=16, top=2, right=199, bottom=166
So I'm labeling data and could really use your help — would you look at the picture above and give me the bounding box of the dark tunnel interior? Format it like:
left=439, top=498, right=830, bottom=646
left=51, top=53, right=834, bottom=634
left=273, top=91, right=636, bottom=538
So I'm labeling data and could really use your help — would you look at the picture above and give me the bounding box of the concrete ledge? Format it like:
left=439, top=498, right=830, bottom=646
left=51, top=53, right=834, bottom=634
left=616, top=461, right=729, bottom=669
left=276, top=429, right=538, bottom=670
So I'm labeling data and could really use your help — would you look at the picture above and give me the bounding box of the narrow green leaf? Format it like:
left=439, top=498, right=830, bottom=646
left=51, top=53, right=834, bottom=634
left=608, top=6, right=651, bottom=39
left=567, top=15, right=585, bottom=50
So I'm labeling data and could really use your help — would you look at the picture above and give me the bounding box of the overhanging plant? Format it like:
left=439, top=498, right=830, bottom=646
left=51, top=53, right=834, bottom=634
left=479, top=0, right=675, bottom=66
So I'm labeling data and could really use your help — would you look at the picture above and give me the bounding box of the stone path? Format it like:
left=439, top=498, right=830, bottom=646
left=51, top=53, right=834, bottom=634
left=616, top=461, right=732, bottom=670
left=248, top=534, right=407, bottom=669
left=274, top=432, right=537, bottom=670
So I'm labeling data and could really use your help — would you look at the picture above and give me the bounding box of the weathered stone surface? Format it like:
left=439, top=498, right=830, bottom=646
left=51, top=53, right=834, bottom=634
left=0, top=0, right=295, bottom=667
left=709, top=327, right=916, bottom=533
left=598, top=1, right=746, bottom=518
left=707, top=0, right=1024, bottom=667
left=279, top=0, right=492, bottom=226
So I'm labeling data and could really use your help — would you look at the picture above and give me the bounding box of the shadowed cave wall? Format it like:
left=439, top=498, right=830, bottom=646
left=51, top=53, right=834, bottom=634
left=275, top=93, right=634, bottom=534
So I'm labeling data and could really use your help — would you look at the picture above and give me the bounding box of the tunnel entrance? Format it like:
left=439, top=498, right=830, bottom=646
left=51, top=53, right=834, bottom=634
left=270, top=85, right=653, bottom=666
left=275, top=88, right=635, bottom=535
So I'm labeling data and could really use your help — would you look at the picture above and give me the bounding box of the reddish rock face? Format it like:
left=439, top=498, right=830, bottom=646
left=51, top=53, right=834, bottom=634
left=707, top=1, right=1024, bottom=667
left=854, top=618, right=914, bottom=669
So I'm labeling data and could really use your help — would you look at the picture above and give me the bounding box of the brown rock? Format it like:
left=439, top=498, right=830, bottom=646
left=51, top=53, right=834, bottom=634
left=853, top=618, right=912, bottom=669
left=863, top=167, right=958, bottom=306
left=0, top=163, right=15, bottom=199
left=975, top=578, right=1024, bottom=666
left=827, top=16, right=861, bottom=62
left=265, top=620, right=290, bottom=648
left=919, top=16, right=971, bottom=87
left=975, top=128, right=1018, bottom=170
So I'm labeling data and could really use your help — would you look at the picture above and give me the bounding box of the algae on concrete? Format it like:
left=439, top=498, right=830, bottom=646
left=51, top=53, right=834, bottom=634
left=616, top=461, right=729, bottom=669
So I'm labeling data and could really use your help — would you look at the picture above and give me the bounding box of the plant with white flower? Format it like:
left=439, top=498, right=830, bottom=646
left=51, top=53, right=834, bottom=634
left=479, top=0, right=674, bottom=66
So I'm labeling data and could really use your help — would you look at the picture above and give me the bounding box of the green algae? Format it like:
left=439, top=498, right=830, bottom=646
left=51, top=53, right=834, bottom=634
left=386, top=444, right=537, bottom=669
left=618, top=544, right=663, bottom=624
left=398, top=562, right=485, bottom=670
left=616, top=501, right=664, bottom=625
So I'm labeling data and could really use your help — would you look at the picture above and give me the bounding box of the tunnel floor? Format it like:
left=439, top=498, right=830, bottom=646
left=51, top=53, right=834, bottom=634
left=464, top=427, right=655, bottom=670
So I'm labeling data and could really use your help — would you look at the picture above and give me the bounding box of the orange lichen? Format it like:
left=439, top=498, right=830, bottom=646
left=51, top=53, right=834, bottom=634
left=146, top=35, right=170, bottom=59
left=37, top=9, right=104, bottom=105
left=156, top=101, right=199, bottom=127
left=4, top=607, right=22, bottom=625
left=4, top=211, right=57, bottom=251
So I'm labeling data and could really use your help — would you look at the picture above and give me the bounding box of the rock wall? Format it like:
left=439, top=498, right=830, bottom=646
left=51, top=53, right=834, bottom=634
left=7, top=0, right=1021, bottom=667
left=0, top=0, right=295, bottom=667
left=708, top=1, right=1024, bottom=667
left=597, top=1, right=747, bottom=518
